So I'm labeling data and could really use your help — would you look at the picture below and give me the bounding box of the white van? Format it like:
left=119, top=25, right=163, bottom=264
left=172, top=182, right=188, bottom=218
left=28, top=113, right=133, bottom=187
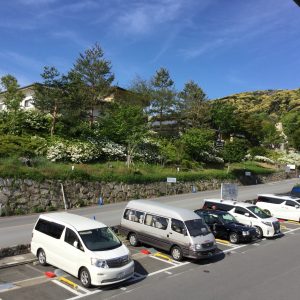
left=202, top=199, right=281, bottom=238
left=119, top=200, right=217, bottom=261
left=31, top=212, right=134, bottom=287
left=256, top=194, right=300, bottom=222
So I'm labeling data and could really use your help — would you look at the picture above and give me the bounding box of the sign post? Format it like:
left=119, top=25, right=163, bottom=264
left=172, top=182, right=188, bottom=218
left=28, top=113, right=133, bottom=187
left=221, top=183, right=238, bottom=201
left=166, top=177, right=177, bottom=195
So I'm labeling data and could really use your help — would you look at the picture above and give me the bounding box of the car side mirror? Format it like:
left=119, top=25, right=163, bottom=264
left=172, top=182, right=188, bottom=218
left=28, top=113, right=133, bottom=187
left=244, top=213, right=250, bottom=217
left=73, top=240, right=78, bottom=248
left=296, top=205, right=300, bottom=209
left=182, top=228, right=187, bottom=236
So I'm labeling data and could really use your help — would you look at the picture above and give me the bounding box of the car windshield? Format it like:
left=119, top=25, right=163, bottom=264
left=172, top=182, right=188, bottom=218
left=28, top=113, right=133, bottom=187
left=79, top=227, right=122, bottom=251
left=185, top=219, right=210, bottom=237
left=247, top=206, right=270, bottom=219
left=220, top=213, right=237, bottom=224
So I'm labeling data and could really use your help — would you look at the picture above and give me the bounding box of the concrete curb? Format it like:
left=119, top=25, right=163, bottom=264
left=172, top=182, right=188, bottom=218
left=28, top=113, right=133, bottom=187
left=0, top=257, right=37, bottom=270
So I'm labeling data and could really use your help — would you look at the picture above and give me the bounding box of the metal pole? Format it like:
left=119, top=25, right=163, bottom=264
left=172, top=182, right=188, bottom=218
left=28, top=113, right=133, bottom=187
left=60, top=183, right=68, bottom=210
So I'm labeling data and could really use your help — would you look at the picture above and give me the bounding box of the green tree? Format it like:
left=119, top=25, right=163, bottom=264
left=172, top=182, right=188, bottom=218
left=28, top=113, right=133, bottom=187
left=178, top=80, right=210, bottom=129
left=0, top=75, right=25, bottom=113
left=222, top=138, right=249, bottom=163
left=97, top=102, right=149, bottom=167
left=149, top=68, right=177, bottom=133
left=71, top=43, right=114, bottom=127
left=282, top=111, right=300, bottom=150
left=180, top=128, right=215, bottom=162
left=34, top=67, right=68, bottom=136
left=210, top=101, right=240, bottom=137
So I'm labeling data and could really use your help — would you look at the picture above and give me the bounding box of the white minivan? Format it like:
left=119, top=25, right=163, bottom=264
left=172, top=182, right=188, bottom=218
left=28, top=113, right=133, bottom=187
left=31, top=212, right=134, bottom=287
left=202, top=199, right=281, bottom=238
left=119, top=200, right=217, bottom=261
left=256, top=194, right=300, bottom=222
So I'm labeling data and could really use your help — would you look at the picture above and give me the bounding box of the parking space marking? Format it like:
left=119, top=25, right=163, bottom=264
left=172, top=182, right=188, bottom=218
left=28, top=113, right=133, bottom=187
left=222, top=244, right=248, bottom=254
left=150, top=254, right=177, bottom=266
left=65, top=289, right=102, bottom=300
left=148, top=261, right=190, bottom=277
left=52, top=280, right=82, bottom=296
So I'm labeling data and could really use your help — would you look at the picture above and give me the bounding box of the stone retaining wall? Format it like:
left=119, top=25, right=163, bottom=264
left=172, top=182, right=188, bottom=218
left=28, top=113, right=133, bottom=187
left=0, top=172, right=288, bottom=216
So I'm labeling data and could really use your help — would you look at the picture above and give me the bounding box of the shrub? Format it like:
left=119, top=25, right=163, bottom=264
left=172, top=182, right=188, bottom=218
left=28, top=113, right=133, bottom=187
left=222, top=138, right=249, bottom=163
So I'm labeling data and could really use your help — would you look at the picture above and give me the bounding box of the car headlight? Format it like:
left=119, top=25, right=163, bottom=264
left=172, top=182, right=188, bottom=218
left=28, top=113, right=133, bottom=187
left=242, top=231, right=249, bottom=236
left=189, top=244, right=201, bottom=251
left=262, top=221, right=272, bottom=227
left=91, top=258, right=109, bottom=268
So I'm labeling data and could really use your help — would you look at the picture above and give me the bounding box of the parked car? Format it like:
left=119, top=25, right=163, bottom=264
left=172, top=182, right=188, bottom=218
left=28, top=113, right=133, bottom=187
left=256, top=194, right=300, bottom=222
left=291, top=185, right=300, bottom=197
left=194, top=209, right=257, bottom=244
left=118, top=200, right=217, bottom=261
left=31, top=212, right=134, bottom=288
left=202, top=199, right=281, bottom=238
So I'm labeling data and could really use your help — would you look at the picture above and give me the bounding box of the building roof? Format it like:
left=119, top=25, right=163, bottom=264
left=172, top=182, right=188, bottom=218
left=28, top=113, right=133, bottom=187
left=126, top=200, right=200, bottom=221
left=40, top=212, right=106, bottom=231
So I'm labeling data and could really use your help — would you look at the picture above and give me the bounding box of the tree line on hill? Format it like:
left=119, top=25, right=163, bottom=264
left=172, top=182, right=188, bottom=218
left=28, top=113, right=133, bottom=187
left=0, top=43, right=299, bottom=168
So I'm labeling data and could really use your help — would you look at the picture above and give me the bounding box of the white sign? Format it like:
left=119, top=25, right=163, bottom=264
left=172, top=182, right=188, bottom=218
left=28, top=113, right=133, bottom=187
left=221, top=183, right=238, bottom=200
left=287, top=164, right=296, bottom=170
left=167, top=177, right=177, bottom=183
left=245, top=171, right=251, bottom=176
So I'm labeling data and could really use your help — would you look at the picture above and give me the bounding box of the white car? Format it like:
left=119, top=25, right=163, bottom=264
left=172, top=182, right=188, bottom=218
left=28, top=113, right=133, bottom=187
left=202, top=199, right=281, bottom=238
left=31, top=212, right=134, bottom=287
left=256, top=194, right=300, bottom=222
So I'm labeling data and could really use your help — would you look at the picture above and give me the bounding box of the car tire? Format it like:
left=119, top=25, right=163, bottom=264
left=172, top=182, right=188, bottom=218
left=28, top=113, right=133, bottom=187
left=229, top=232, right=239, bottom=244
left=255, top=226, right=263, bottom=239
left=171, top=245, right=183, bottom=261
left=79, top=267, right=91, bottom=288
left=128, top=233, right=139, bottom=247
left=38, top=249, right=47, bottom=266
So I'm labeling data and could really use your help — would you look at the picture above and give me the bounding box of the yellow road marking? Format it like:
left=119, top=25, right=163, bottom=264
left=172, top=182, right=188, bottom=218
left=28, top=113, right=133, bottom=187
left=280, top=225, right=287, bottom=230
left=216, top=238, right=231, bottom=245
left=287, top=220, right=300, bottom=225
left=58, top=277, right=78, bottom=289
left=153, top=252, right=172, bottom=261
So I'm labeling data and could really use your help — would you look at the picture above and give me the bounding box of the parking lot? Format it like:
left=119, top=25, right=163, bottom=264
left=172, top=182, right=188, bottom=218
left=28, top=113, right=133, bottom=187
left=1, top=219, right=300, bottom=300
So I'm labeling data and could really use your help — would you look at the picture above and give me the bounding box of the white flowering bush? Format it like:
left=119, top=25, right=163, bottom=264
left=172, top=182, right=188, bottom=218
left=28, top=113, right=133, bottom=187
left=67, top=142, right=101, bottom=163
left=277, top=151, right=300, bottom=166
left=200, top=151, right=224, bottom=164
left=253, top=156, right=275, bottom=164
left=100, top=141, right=126, bottom=160
left=46, top=141, right=69, bottom=162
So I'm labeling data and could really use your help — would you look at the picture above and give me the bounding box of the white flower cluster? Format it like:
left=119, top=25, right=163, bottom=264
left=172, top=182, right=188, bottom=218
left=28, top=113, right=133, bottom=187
left=200, top=151, right=224, bottom=164
left=46, top=142, right=69, bottom=162
left=99, top=141, right=126, bottom=160
left=253, top=156, right=275, bottom=164
left=68, top=142, right=101, bottom=163
left=278, top=151, right=300, bottom=166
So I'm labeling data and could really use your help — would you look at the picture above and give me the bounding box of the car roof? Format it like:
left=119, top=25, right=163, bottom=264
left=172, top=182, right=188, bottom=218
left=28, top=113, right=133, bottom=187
left=258, top=194, right=300, bottom=201
left=39, top=212, right=106, bottom=231
left=203, top=198, right=254, bottom=208
left=196, top=209, right=227, bottom=215
left=126, top=200, right=200, bottom=221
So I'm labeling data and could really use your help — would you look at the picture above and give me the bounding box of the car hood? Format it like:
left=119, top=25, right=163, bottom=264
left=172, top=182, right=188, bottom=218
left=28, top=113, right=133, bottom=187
left=87, top=243, right=130, bottom=260
left=226, top=222, right=255, bottom=231
left=190, top=232, right=216, bottom=244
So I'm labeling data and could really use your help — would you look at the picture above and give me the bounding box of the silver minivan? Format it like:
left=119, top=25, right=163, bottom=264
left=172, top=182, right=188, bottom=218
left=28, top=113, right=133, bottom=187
left=119, top=200, right=217, bottom=261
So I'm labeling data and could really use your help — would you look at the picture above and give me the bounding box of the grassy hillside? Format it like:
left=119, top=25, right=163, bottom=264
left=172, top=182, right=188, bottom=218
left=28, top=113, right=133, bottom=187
left=215, top=89, right=300, bottom=118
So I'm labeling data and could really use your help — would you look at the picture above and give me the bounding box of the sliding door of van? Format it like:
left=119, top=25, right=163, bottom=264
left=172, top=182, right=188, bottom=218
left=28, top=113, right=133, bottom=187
left=60, top=228, right=86, bottom=276
left=143, top=214, right=170, bottom=251
left=168, top=219, right=189, bottom=254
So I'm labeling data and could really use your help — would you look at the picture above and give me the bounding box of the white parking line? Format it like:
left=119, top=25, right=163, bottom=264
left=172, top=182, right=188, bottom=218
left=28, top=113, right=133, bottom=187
left=148, top=261, right=190, bottom=277
left=149, top=255, right=177, bottom=266
left=52, top=280, right=82, bottom=296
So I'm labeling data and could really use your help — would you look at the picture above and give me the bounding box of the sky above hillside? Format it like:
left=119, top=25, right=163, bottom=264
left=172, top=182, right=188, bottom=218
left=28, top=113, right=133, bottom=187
left=0, top=0, right=299, bottom=99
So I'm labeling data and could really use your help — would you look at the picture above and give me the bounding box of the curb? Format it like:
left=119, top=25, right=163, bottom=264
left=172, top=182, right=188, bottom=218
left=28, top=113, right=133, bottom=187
left=0, top=258, right=37, bottom=270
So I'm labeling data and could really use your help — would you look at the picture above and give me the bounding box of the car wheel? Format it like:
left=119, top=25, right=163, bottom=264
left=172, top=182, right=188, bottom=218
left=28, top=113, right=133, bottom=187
left=38, top=249, right=47, bottom=266
left=229, top=232, right=239, bottom=244
left=79, top=267, right=91, bottom=288
left=255, top=226, right=263, bottom=239
left=128, top=233, right=139, bottom=247
left=171, top=245, right=183, bottom=261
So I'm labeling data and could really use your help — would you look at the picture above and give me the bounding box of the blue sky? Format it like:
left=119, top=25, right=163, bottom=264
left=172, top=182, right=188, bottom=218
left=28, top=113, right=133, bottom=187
left=0, top=0, right=299, bottom=99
